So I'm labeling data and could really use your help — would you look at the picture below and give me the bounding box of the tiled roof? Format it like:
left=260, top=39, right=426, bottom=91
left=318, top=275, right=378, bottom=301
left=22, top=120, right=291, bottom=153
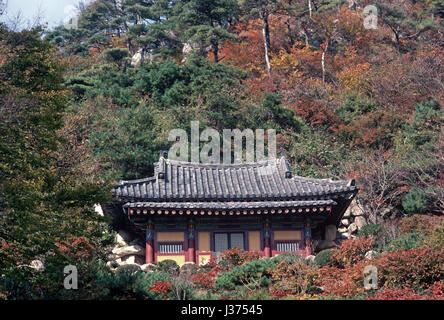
left=124, top=199, right=337, bottom=210
left=113, top=155, right=357, bottom=202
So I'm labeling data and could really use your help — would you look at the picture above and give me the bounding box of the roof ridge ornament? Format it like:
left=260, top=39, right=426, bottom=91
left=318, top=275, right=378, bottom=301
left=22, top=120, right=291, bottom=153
left=277, top=150, right=293, bottom=178
left=347, top=179, right=356, bottom=186
left=157, top=151, right=168, bottom=180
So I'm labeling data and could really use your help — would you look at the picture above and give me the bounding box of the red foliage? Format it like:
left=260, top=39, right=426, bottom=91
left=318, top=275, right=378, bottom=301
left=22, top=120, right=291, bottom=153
left=337, top=110, right=404, bottom=149
left=289, top=97, right=339, bottom=127
left=425, top=282, right=444, bottom=300
left=374, top=247, right=444, bottom=290
left=219, top=248, right=262, bottom=267
left=367, top=287, right=424, bottom=300
left=316, top=261, right=367, bottom=298
left=191, top=258, right=222, bottom=290
left=270, top=289, right=290, bottom=299
left=56, top=236, right=95, bottom=261
left=398, top=214, right=442, bottom=235
left=192, top=271, right=217, bottom=289
left=331, top=237, right=374, bottom=267
left=149, top=281, right=172, bottom=299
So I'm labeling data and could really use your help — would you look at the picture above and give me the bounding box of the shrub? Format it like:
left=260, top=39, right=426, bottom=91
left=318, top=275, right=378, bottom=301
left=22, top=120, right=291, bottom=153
left=149, top=280, right=172, bottom=299
left=171, top=277, right=194, bottom=300
left=399, top=215, right=436, bottom=235
left=220, top=287, right=276, bottom=300
left=423, top=225, right=444, bottom=249
left=399, top=215, right=444, bottom=249
left=219, top=248, right=262, bottom=268
left=192, top=259, right=222, bottom=290
left=315, top=261, right=367, bottom=298
left=374, top=247, right=444, bottom=291
left=357, top=224, right=384, bottom=238
left=180, top=263, right=198, bottom=278
left=92, top=266, right=171, bottom=300
left=219, top=248, right=245, bottom=267
left=424, top=281, right=444, bottom=300
left=383, top=232, right=424, bottom=252
left=366, top=287, right=424, bottom=300
left=215, top=258, right=277, bottom=291
left=402, top=187, right=427, bottom=214
left=331, top=238, right=374, bottom=267
left=273, top=252, right=305, bottom=264
left=116, top=264, right=141, bottom=274
left=314, top=249, right=333, bottom=267
left=156, top=260, right=179, bottom=275
left=271, top=260, right=317, bottom=295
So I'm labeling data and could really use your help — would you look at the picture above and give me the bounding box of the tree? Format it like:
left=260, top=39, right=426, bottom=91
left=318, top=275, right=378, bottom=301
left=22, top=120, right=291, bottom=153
left=0, top=27, right=110, bottom=299
left=238, top=0, right=281, bottom=76
left=169, top=0, right=239, bottom=63
left=103, top=47, right=130, bottom=68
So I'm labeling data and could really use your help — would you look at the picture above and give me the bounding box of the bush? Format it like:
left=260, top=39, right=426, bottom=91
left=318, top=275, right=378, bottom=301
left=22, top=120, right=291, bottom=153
left=314, top=249, right=333, bottom=267
left=171, top=277, right=194, bottom=300
left=366, top=287, right=424, bottom=300
left=192, top=259, right=222, bottom=290
left=357, top=224, right=384, bottom=238
left=331, top=238, right=374, bottom=267
left=219, top=248, right=262, bottom=268
left=273, top=252, right=305, bottom=264
left=375, top=247, right=444, bottom=291
left=148, top=280, right=172, bottom=299
left=215, top=258, right=277, bottom=291
left=92, top=266, right=171, bottom=300
left=383, top=232, right=424, bottom=252
left=156, top=260, right=179, bottom=275
left=399, top=215, right=439, bottom=235
left=180, top=263, right=198, bottom=278
left=271, top=260, right=317, bottom=295
left=402, top=187, right=428, bottom=214
left=115, top=264, right=141, bottom=275
left=220, top=287, right=276, bottom=300
left=316, top=261, right=367, bottom=298
left=423, top=225, right=444, bottom=249
left=399, top=215, right=444, bottom=249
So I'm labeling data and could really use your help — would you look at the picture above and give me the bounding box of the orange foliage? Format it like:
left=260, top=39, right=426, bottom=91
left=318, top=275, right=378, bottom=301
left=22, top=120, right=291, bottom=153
left=56, top=236, right=95, bottom=261
left=220, top=21, right=266, bottom=77
left=289, top=97, right=338, bottom=127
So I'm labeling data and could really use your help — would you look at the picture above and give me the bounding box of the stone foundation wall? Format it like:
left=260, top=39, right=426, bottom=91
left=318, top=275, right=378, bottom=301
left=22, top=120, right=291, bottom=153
left=338, top=200, right=368, bottom=239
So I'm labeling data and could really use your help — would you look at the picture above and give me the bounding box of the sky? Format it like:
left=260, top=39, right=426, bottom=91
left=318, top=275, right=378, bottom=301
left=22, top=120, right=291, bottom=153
left=2, top=0, right=92, bottom=29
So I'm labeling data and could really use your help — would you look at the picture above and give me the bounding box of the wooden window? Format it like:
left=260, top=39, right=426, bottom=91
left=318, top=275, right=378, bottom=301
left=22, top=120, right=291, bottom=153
left=159, top=243, right=183, bottom=254
left=214, top=232, right=245, bottom=258
left=276, top=241, right=299, bottom=252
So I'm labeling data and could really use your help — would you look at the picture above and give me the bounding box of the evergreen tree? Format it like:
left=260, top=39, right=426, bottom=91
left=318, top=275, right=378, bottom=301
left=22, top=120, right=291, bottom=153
left=0, top=27, right=110, bottom=299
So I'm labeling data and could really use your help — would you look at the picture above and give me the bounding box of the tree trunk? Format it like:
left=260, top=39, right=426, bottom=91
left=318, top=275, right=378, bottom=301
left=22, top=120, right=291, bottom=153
left=260, top=11, right=272, bottom=77
left=321, top=41, right=328, bottom=83
left=308, top=0, right=312, bottom=18
left=212, top=39, right=219, bottom=63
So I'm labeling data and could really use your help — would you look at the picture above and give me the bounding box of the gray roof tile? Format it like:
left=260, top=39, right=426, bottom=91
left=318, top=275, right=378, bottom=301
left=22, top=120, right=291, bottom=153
left=113, top=155, right=358, bottom=202
left=125, top=200, right=336, bottom=210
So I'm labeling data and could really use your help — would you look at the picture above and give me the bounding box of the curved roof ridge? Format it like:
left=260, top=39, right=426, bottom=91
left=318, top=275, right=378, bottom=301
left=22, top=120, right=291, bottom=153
left=157, top=158, right=280, bottom=168
left=117, top=177, right=156, bottom=186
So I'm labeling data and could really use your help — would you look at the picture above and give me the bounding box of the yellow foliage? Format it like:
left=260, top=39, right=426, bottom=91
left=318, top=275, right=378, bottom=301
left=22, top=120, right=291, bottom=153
left=337, top=62, right=370, bottom=90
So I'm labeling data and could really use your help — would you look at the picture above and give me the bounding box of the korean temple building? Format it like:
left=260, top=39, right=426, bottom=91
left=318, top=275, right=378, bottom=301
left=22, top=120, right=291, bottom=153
left=111, top=152, right=358, bottom=266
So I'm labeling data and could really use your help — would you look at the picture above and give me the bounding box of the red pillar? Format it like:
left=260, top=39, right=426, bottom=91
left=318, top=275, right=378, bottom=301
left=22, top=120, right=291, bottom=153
left=263, top=219, right=272, bottom=258
left=304, top=218, right=312, bottom=257
left=145, top=221, right=155, bottom=264
left=187, top=220, right=196, bottom=263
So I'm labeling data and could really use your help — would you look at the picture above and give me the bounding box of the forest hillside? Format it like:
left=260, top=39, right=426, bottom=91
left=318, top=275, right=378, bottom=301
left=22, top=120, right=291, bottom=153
left=0, top=0, right=443, bottom=300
